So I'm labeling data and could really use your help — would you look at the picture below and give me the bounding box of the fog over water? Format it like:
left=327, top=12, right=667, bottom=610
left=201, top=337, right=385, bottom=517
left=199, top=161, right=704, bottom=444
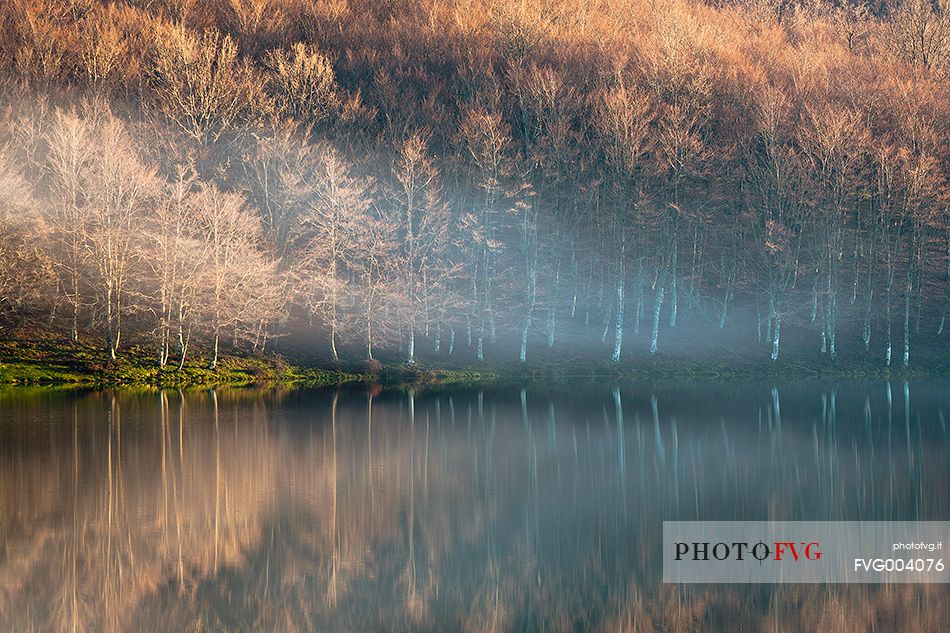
left=1, top=381, right=948, bottom=632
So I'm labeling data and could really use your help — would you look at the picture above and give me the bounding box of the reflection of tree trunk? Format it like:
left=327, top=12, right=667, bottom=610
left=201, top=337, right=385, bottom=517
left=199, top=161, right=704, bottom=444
left=175, top=390, right=185, bottom=592
left=105, top=394, right=116, bottom=632
left=406, top=389, right=417, bottom=604
left=68, top=401, right=80, bottom=633
left=367, top=392, right=374, bottom=510
left=328, top=392, right=339, bottom=606
left=212, top=389, right=220, bottom=574
left=161, top=392, right=169, bottom=556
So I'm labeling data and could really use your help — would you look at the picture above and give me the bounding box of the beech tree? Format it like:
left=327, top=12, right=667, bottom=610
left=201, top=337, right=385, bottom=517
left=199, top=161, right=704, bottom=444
left=265, top=42, right=339, bottom=125
left=146, top=23, right=268, bottom=152
left=741, top=87, right=808, bottom=361
left=83, top=113, right=159, bottom=359
left=888, top=0, right=950, bottom=74
left=0, top=0, right=947, bottom=368
left=76, top=4, right=128, bottom=88
left=190, top=184, right=276, bottom=368
left=44, top=107, right=95, bottom=342
left=291, top=145, right=373, bottom=362
left=386, top=132, right=455, bottom=364
left=146, top=165, right=204, bottom=367
left=798, top=103, right=869, bottom=361
left=0, top=152, right=52, bottom=322
left=459, top=106, right=516, bottom=361
left=242, top=126, right=314, bottom=259
left=595, top=77, right=654, bottom=361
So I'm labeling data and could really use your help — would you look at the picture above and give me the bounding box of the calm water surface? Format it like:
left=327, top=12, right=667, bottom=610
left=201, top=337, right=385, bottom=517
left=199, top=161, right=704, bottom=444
left=0, top=381, right=948, bottom=632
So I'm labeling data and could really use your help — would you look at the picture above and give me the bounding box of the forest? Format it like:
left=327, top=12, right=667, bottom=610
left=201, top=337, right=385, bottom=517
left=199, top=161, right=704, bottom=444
left=0, top=0, right=947, bottom=369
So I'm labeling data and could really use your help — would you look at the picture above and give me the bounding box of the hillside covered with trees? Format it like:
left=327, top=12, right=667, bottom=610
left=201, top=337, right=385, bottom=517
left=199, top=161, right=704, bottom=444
left=0, top=0, right=948, bottom=371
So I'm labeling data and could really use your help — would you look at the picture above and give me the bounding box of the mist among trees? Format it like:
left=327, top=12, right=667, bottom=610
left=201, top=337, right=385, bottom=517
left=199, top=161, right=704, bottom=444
left=0, top=0, right=948, bottom=368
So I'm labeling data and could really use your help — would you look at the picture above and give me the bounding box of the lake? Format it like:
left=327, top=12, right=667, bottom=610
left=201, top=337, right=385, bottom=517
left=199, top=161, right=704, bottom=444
left=0, top=381, right=948, bottom=632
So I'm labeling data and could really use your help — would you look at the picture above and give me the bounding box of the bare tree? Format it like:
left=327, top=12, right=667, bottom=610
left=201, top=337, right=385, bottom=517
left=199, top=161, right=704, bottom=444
left=741, top=86, right=808, bottom=361
left=0, top=150, right=53, bottom=323
left=83, top=113, right=160, bottom=359
left=191, top=184, right=275, bottom=368
left=0, top=0, right=948, bottom=371
left=595, top=76, right=654, bottom=361
left=145, top=165, right=203, bottom=366
left=386, top=132, right=455, bottom=364
left=76, top=4, right=128, bottom=88
left=146, top=23, right=269, bottom=150
left=44, top=107, right=95, bottom=342
left=265, top=42, right=339, bottom=125
left=241, top=124, right=316, bottom=259
left=798, top=102, right=869, bottom=361
left=290, top=145, right=373, bottom=362
left=888, top=0, right=949, bottom=75
left=459, top=106, right=514, bottom=361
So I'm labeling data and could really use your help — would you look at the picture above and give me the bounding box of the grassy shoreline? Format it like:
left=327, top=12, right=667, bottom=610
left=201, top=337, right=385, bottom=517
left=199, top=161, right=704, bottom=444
left=1, top=327, right=947, bottom=388
left=0, top=334, right=508, bottom=388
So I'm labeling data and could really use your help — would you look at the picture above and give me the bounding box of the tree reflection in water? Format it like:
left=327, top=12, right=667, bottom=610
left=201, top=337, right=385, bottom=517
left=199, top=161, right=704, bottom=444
left=0, top=382, right=947, bottom=632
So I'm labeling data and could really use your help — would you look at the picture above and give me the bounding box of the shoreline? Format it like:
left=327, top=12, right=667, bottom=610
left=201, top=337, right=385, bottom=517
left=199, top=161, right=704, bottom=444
left=0, top=335, right=945, bottom=389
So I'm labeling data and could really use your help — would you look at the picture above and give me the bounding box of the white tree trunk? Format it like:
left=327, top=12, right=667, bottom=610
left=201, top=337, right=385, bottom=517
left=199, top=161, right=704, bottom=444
left=520, top=319, right=529, bottom=362
left=668, top=246, right=678, bottom=328
left=612, top=267, right=625, bottom=363
left=650, top=270, right=665, bottom=355
left=767, top=294, right=780, bottom=360
left=903, top=276, right=911, bottom=367
left=210, top=332, right=219, bottom=369
left=634, top=260, right=644, bottom=335
left=886, top=278, right=893, bottom=367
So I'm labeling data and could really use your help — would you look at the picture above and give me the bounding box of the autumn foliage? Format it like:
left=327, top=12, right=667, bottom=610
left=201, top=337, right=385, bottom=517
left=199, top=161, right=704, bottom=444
left=0, top=0, right=948, bottom=367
